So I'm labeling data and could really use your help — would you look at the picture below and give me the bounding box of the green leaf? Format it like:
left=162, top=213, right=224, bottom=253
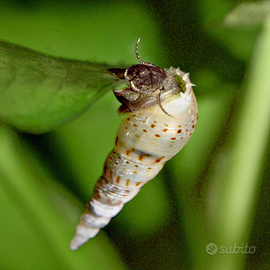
left=0, top=40, right=119, bottom=134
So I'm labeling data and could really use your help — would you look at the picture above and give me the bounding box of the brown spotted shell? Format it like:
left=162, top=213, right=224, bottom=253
left=70, top=65, right=198, bottom=250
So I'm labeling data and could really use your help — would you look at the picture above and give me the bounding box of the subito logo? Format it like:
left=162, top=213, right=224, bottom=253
left=206, top=243, right=218, bottom=255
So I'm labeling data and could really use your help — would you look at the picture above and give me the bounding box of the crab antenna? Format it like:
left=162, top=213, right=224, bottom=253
left=135, top=38, right=154, bottom=66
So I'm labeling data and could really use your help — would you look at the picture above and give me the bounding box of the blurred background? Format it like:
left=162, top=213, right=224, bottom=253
left=0, top=0, right=269, bottom=269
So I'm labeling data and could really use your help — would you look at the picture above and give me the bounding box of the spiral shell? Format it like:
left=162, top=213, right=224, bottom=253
left=70, top=40, right=198, bottom=250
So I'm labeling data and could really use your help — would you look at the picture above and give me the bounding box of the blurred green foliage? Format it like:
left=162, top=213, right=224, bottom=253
left=0, top=1, right=269, bottom=270
left=0, top=40, right=119, bottom=133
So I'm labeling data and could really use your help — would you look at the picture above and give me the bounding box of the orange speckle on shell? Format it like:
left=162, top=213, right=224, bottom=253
left=126, top=180, right=130, bottom=187
left=154, top=156, right=165, bottom=163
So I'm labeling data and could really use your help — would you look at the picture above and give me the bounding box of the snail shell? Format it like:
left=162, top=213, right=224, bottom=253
left=70, top=40, right=198, bottom=250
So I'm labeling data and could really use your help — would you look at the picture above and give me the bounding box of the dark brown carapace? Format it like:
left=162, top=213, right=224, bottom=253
left=108, top=38, right=181, bottom=116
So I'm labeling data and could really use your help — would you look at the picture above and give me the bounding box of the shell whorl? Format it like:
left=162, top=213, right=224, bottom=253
left=70, top=44, right=198, bottom=250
